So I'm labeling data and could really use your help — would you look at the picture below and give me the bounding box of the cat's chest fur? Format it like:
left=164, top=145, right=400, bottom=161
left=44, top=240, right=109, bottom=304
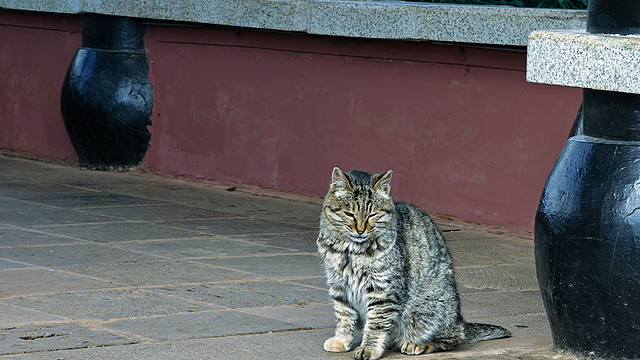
left=339, top=253, right=371, bottom=317
left=327, top=247, right=396, bottom=319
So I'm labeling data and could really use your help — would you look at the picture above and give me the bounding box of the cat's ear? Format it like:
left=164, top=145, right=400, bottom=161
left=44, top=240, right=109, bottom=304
left=373, top=170, right=393, bottom=195
left=331, top=167, right=352, bottom=190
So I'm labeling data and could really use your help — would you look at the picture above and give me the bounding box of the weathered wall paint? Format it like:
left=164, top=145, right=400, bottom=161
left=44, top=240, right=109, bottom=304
left=144, top=26, right=581, bottom=230
left=0, top=11, right=582, bottom=230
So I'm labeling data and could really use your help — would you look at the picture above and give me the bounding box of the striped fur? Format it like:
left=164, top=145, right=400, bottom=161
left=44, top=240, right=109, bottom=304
left=317, top=167, right=511, bottom=360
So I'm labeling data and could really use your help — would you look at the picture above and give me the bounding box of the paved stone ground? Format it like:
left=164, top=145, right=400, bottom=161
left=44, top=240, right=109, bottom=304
left=0, top=155, right=578, bottom=359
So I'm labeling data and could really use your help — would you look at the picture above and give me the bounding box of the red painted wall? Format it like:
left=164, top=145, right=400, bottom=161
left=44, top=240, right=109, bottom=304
left=0, top=10, right=582, bottom=230
left=0, top=11, right=79, bottom=161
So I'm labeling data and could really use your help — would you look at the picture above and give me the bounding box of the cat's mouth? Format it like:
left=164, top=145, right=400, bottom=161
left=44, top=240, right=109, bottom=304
left=350, top=233, right=370, bottom=243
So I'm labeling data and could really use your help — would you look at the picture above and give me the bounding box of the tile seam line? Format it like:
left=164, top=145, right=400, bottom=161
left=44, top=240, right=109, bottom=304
left=0, top=257, right=130, bottom=286
left=69, top=203, right=177, bottom=209
left=178, top=252, right=318, bottom=260
left=233, top=301, right=333, bottom=311
left=0, top=330, right=333, bottom=359
left=0, top=277, right=320, bottom=299
left=79, top=308, right=230, bottom=325
left=3, top=201, right=248, bottom=223
left=459, top=289, right=541, bottom=296
left=0, top=302, right=154, bottom=342
left=1, top=198, right=163, bottom=214
left=18, top=220, right=159, bottom=228
left=455, top=263, right=535, bottom=269
left=93, top=308, right=317, bottom=327
left=0, top=301, right=76, bottom=324
left=192, top=230, right=317, bottom=237
left=0, top=234, right=220, bottom=248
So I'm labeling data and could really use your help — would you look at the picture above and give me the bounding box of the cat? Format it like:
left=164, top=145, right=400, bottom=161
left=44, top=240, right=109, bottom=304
left=317, top=167, right=511, bottom=360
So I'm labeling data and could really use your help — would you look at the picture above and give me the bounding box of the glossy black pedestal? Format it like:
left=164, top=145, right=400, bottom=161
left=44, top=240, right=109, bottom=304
left=535, top=90, right=640, bottom=359
left=60, top=15, right=152, bottom=170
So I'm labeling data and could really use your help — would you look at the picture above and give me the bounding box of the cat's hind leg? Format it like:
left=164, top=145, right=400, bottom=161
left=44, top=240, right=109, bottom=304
left=400, top=342, right=435, bottom=355
left=400, top=340, right=458, bottom=355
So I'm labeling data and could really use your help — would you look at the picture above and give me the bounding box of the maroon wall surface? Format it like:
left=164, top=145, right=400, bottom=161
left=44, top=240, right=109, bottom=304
left=0, top=11, right=79, bottom=161
left=0, top=10, right=583, bottom=230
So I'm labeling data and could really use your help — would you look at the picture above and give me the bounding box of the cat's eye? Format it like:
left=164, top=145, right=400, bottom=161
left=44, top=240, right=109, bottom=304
left=343, top=211, right=356, bottom=218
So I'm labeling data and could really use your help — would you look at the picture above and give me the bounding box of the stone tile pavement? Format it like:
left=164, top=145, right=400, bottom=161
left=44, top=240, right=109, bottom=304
left=0, top=155, right=577, bottom=359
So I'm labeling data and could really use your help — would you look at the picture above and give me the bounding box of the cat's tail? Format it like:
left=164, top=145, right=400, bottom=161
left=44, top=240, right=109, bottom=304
left=463, top=322, right=511, bottom=344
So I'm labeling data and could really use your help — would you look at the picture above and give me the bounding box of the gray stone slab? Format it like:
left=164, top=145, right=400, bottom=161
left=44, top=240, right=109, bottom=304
left=154, top=280, right=330, bottom=309
left=0, top=197, right=52, bottom=212
left=1, top=243, right=160, bottom=269
left=286, top=277, right=329, bottom=291
left=110, top=237, right=298, bottom=260
left=0, top=228, right=83, bottom=247
left=80, top=204, right=237, bottom=222
left=70, top=259, right=256, bottom=286
left=456, top=264, right=539, bottom=292
left=444, top=228, right=509, bottom=242
left=193, top=254, right=324, bottom=280
left=100, top=309, right=302, bottom=341
left=239, top=303, right=335, bottom=328
left=0, top=1, right=587, bottom=47
left=33, top=173, right=175, bottom=195
left=0, top=328, right=336, bottom=360
left=63, top=174, right=322, bottom=227
left=225, top=197, right=320, bottom=228
left=2, top=289, right=223, bottom=321
left=0, top=259, right=31, bottom=270
left=33, top=221, right=201, bottom=242
left=230, top=231, right=319, bottom=253
left=527, top=30, right=640, bottom=95
left=0, top=0, right=82, bottom=14
left=0, top=207, right=115, bottom=228
left=0, top=268, right=118, bottom=297
left=0, top=182, right=85, bottom=199
left=0, top=322, right=139, bottom=356
left=450, top=242, right=534, bottom=267
left=0, top=157, right=65, bottom=177
left=0, top=155, right=563, bottom=360
left=0, top=325, right=567, bottom=360
left=0, top=303, right=67, bottom=327
left=311, top=2, right=586, bottom=46
left=161, top=217, right=315, bottom=236
left=413, top=314, right=556, bottom=360
left=460, top=290, right=545, bottom=319
left=17, top=193, right=163, bottom=209
left=459, top=313, right=552, bottom=351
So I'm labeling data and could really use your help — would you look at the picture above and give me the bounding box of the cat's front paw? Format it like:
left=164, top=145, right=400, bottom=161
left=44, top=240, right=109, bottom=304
left=324, top=337, right=350, bottom=352
left=353, top=346, right=383, bottom=360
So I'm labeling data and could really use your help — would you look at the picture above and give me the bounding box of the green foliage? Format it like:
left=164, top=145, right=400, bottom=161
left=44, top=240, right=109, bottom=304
left=412, top=0, right=587, bottom=9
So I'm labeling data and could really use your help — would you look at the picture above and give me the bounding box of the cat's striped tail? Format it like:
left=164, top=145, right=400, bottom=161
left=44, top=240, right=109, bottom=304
left=464, top=322, right=511, bottom=344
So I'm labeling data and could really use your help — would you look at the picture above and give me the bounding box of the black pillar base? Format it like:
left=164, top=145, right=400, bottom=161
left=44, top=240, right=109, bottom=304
left=60, top=15, right=152, bottom=170
left=535, top=90, right=640, bottom=359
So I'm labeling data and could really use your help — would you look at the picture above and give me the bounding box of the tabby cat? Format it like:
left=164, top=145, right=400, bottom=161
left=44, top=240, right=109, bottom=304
left=317, top=167, right=510, bottom=360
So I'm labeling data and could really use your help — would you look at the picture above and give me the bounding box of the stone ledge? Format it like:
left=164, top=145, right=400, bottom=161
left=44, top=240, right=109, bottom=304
left=527, top=30, right=640, bottom=95
left=0, top=0, right=586, bottom=47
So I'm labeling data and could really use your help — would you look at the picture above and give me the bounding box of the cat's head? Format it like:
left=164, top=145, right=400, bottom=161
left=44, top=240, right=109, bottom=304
left=322, top=167, right=395, bottom=242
